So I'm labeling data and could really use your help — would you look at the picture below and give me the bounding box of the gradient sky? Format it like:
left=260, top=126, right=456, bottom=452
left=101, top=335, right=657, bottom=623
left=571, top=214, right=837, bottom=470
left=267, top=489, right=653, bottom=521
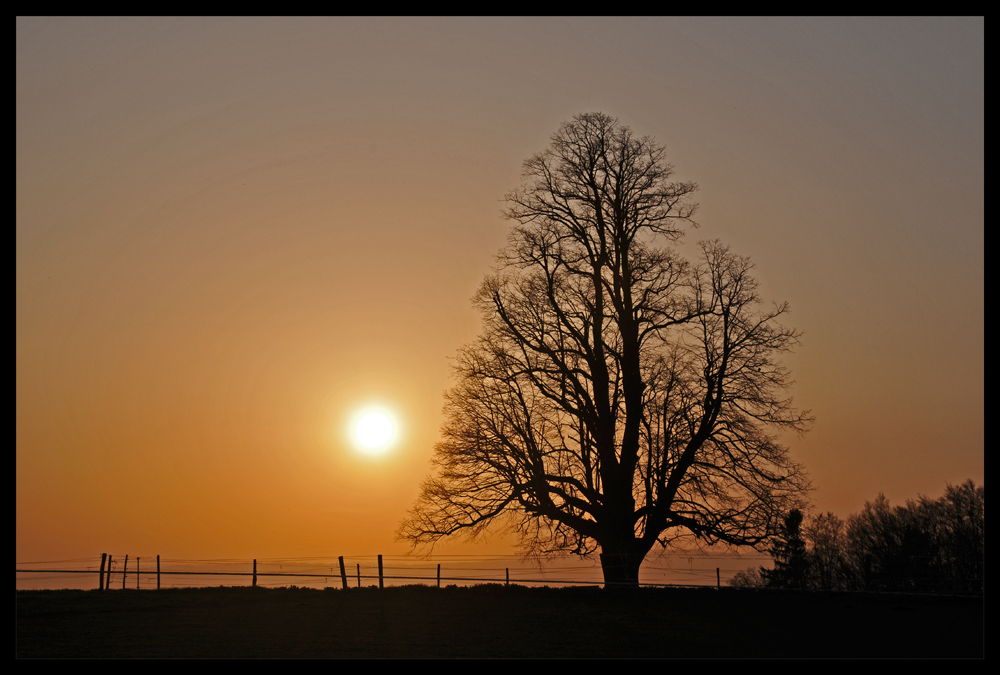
left=17, top=17, right=983, bottom=564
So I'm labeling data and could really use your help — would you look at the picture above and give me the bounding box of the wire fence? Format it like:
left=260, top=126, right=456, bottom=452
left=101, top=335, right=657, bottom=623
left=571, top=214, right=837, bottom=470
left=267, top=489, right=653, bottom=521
left=16, top=551, right=775, bottom=591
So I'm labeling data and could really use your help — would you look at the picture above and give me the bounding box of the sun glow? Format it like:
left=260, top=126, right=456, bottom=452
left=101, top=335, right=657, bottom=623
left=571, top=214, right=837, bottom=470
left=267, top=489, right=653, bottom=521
left=349, top=405, right=399, bottom=455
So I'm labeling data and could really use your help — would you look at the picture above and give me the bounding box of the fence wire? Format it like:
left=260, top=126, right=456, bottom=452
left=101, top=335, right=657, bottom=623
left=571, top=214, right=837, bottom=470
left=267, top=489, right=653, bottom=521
left=16, top=551, right=774, bottom=591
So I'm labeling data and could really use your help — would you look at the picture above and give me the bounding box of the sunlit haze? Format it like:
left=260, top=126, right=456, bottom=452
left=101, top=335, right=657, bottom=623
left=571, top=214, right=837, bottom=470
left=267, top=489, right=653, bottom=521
left=17, top=18, right=982, bottom=575
left=350, top=406, right=399, bottom=455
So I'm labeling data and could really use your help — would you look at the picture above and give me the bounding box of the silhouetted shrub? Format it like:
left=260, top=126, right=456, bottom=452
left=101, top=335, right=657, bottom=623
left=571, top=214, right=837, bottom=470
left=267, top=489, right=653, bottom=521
left=729, top=567, right=766, bottom=589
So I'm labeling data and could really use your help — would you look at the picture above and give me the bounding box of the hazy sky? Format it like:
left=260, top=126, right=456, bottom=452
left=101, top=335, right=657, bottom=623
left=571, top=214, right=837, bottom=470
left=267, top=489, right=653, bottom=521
left=17, top=17, right=983, bottom=564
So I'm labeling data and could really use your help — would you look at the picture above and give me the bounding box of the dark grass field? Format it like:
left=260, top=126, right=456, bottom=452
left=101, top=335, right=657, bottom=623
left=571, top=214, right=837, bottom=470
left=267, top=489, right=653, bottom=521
left=16, top=584, right=983, bottom=658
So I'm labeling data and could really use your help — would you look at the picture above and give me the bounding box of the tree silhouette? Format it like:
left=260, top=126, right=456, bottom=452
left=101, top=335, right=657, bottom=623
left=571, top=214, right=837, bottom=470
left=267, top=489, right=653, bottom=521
left=936, top=480, right=985, bottom=593
left=804, top=511, right=849, bottom=590
left=762, top=508, right=810, bottom=589
left=843, top=482, right=984, bottom=593
left=730, top=482, right=983, bottom=593
left=399, top=113, right=812, bottom=587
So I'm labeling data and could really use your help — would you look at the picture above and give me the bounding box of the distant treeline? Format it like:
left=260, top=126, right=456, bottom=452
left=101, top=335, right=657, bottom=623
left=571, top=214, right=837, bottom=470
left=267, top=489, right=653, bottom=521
left=731, top=480, right=984, bottom=594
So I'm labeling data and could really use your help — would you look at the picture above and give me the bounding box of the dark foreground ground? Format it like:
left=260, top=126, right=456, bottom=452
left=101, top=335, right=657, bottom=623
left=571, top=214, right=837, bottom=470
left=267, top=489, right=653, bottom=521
left=17, top=584, right=983, bottom=658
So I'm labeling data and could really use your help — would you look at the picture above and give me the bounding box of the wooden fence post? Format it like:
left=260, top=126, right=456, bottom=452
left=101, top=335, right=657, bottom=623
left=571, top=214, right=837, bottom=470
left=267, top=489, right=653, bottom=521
left=99, top=553, right=107, bottom=591
left=378, top=554, right=384, bottom=589
left=136, top=558, right=140, bottom=589
left=437, top=563, right=441, bottom=588
left=506, top=568, right=509, bottom=586
left=106, top=556, right=113, bottom=590
left=157, top=555, right=160, bottom=590
left=252, top=559, right=257, bottom=588
left=122, top=555, right=128, bottom=589
left=338, top=556, right=347, bottom=589
left=356, top=563, right=360, bottom=588
left=717, top=567, right=720, bottom=590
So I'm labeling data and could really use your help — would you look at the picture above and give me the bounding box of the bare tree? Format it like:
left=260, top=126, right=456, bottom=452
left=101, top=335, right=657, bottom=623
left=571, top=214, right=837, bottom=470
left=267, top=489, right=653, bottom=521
left=804, top=511, right=849, bottom=590
left=398, top=113, right=811, bottom=587
left=843, top=483, right=984, bottom=593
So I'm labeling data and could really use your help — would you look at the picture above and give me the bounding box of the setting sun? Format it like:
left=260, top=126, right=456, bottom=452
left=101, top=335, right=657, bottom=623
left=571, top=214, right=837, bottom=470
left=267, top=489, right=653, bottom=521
left=349, top=406, right=399, bottom=455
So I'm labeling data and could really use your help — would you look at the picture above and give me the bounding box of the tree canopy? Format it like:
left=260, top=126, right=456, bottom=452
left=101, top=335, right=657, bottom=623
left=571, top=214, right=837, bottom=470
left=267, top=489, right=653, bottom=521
left=732, top=481, right=984, bottom=594
left=399, top=112, right=812, bottom=587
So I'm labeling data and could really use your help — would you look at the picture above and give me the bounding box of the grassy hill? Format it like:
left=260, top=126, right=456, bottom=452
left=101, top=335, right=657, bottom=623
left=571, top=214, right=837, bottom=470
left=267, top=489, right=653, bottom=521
left=16, top=584, right=983, bottom=658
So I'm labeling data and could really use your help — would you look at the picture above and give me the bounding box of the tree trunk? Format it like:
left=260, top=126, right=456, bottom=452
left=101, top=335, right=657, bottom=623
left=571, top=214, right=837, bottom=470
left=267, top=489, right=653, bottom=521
left=599, top=549, right=643, bottom=589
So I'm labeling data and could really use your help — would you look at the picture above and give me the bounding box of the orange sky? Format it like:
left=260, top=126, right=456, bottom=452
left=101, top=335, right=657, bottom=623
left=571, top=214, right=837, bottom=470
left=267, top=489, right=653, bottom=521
left=17, top=17, right=983, bottom=566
